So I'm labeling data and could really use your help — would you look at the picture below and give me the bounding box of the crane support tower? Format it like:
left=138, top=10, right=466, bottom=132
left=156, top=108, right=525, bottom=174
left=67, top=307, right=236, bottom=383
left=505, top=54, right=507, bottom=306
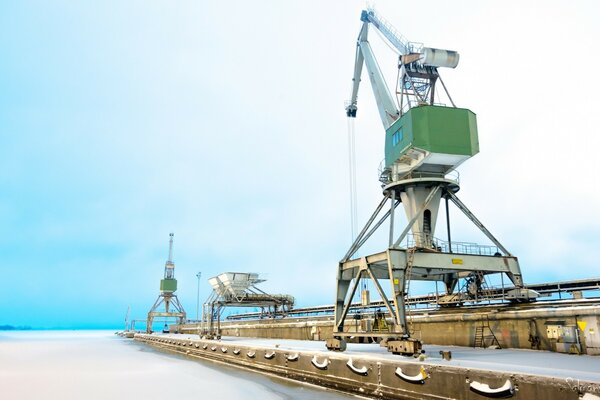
left=147, top=233, right=187, bottom=333
left=327, top=8, right=538, bottom=355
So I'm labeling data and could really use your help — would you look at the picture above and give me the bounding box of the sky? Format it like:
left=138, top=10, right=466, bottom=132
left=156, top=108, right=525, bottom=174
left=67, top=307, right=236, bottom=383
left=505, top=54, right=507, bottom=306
left=1, top=0, right=599, bottom=329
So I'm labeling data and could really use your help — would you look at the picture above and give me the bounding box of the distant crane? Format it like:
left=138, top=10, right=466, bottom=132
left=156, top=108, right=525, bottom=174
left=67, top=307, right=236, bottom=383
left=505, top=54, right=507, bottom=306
left=147, top=233, right=187, bottom=333
left=327, top=8, right=537, bottom=356
left=124, top=305, right=130, bottom=332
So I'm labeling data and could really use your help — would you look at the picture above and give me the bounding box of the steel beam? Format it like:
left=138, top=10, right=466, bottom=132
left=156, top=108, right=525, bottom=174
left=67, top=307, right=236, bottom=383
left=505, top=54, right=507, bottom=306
left=446, top=190, right=511, bottom=256
left=387, top=249, right=407, bottom=334
left=335, top=267, right=364, bottom=332
left=342, top=195, right=389, bottom=262
left=365, top=265, right=397, bottom=321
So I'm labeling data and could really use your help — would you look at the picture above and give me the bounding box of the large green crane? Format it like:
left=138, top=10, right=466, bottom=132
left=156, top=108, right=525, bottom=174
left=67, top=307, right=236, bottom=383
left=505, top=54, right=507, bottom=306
left=327, top=8, right=537, bottom=356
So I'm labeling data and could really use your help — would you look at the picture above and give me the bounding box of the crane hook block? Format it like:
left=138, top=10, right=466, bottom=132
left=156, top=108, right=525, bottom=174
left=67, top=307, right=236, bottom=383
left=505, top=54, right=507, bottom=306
left=346, top=105, right=357, bottom=118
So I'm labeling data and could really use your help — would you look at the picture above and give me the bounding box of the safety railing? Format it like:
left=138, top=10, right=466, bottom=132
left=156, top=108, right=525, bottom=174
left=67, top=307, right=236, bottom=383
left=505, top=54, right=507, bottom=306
left=404, top=233, right=501, bottom=256
left=378, top=162, right=460, bottom=185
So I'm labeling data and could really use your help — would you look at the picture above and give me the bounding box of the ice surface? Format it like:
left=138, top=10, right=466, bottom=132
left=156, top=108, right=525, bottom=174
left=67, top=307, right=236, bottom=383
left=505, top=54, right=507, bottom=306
left=0, top=331, right=357, bottom=400
left=164, top=334, right=600, bottom=383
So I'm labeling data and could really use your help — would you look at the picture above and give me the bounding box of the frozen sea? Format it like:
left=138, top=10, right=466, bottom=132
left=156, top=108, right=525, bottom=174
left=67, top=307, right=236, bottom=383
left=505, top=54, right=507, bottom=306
left=0, top=330, right=358, bottom=400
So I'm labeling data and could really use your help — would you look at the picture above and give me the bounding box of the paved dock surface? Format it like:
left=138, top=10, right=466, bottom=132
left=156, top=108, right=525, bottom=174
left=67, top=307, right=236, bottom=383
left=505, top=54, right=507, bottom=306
left=159, top=333, right=600, bottom=383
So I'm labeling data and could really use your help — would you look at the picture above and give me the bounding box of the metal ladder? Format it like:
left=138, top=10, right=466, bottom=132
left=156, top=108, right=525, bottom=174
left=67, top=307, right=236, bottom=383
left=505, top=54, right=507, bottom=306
left=405, top=248, right=416, bottom=334
left=474, top=316, right=501, bottom=348
left=404, top=247, right=416, bottom=295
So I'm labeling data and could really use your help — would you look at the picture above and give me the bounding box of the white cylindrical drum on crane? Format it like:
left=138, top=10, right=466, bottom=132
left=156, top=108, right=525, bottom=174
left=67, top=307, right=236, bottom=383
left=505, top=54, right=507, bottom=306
left=420, top=47, right=460, bottom=68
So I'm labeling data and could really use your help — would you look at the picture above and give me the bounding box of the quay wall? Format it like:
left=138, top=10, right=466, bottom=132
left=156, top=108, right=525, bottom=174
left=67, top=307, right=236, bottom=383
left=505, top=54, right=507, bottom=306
left=134, top=333, right=594, bottom=400
left=177, top=304, right=600, bottom=355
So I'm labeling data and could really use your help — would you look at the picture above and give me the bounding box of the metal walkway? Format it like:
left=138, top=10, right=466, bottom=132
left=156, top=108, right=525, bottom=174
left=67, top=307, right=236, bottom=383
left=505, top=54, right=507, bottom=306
left=226, top=278, right=600, bottom=320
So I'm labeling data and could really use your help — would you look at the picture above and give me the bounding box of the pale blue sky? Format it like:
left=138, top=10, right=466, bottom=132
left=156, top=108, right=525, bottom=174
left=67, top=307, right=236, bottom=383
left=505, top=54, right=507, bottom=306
left=2, top=1, right=599, bottom=329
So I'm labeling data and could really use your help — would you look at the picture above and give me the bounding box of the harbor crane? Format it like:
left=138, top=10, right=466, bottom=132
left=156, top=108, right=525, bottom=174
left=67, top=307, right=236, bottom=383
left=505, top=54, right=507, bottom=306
left=327, top=8, right=538, bottom=355
left=147, top=233, right=187, bottom=333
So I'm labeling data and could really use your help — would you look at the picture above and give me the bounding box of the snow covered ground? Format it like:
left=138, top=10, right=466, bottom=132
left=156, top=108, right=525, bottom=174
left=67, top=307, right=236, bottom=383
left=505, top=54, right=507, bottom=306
left=0, top=330, right=357, bottom=400
left=162, top=333, right=600, bottom=383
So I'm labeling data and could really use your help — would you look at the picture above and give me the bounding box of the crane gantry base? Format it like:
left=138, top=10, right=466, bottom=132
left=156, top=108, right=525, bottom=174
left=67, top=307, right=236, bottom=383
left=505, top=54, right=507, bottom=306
left=330, top=178, right=533, bottom=355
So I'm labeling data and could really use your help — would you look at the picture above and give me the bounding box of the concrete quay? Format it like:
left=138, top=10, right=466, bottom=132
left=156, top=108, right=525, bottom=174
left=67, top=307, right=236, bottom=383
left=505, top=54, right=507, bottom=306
left=134, top=333, right=600, bottom=400
left=176, top=300, right=600, bottom=355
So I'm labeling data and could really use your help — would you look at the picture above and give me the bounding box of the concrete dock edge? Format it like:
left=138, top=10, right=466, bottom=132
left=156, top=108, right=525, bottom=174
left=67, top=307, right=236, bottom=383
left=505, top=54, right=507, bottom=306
left=133, top=334, right=596, bottom=400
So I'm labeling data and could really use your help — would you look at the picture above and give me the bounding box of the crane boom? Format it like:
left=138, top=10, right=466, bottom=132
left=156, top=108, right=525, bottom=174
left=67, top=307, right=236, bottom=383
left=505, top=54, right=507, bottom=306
left=359, top=28, right=399, bottom=128
left=164, top=233, right=175, bottom=279
left=167, top=232, right=174, bottom=263
left=361, top=8, right=413, bottom=55
left=345, top=7, right=459, bottom=129
left=346, top=19, right=399, bottom=129
left=346, top=8, right=411, bottom=125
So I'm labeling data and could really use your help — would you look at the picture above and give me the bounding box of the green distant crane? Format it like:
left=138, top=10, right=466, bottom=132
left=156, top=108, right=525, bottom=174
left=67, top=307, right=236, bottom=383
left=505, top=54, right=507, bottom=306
left=147, top=233, right=186, bottom=333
